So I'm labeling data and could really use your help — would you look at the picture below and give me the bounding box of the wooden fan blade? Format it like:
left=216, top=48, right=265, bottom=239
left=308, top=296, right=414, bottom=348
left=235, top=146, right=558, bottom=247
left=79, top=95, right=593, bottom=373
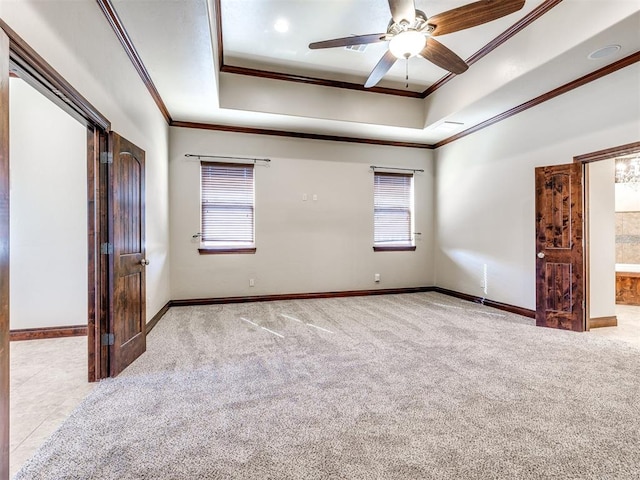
left=420, top=38, right=468, bottom=74
left=364, top=50, right=397, bottom=88
left=429, top=0, right=525, bottom=37
left=309, top=33, right=387, bottom=49
left=388, top=0, right=416, bottom=25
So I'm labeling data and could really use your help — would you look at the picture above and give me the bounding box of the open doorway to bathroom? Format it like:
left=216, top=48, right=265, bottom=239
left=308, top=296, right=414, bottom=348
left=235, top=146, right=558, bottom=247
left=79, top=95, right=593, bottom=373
left=584, top=146, right=640, bottom=344
left=611, top=155, right=640, bottom=341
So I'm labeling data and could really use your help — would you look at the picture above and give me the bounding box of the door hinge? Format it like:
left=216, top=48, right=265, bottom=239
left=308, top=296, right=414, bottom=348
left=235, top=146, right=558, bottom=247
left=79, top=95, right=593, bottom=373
left=100, top=152, right=113, bottom=164
left=101, top=333, right=114, bottom=346
left=101, top=242, right=113, bottom=255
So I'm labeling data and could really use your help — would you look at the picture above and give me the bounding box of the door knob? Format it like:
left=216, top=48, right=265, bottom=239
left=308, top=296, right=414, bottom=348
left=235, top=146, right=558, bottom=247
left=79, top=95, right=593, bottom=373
left=140, top=259, right=150, bottom=266
left=537, top=252, right=545, bottom=259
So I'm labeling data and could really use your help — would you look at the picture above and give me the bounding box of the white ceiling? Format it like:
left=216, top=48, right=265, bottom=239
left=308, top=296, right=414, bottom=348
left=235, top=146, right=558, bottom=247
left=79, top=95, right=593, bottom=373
left=111, top=0, right=640, bottom=145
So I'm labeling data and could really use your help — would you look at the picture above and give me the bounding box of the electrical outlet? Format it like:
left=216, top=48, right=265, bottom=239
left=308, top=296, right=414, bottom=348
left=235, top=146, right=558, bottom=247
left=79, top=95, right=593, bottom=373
left=374, top=273, right=380, bottom=282
left=302, top=193, right=308, bottom=201
left=249, top=278, right=255, bottom=287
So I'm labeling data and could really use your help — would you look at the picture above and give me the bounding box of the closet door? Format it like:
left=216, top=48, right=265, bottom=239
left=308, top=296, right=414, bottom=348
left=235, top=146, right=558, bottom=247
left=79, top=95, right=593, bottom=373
left=108, top=132, right=147, bottom=376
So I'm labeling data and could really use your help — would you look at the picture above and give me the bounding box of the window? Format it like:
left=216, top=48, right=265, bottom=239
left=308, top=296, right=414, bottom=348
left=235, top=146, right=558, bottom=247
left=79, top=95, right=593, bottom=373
left=373, top=172, right=416, bottom=251
left=199, top=162, right=255, bottom=254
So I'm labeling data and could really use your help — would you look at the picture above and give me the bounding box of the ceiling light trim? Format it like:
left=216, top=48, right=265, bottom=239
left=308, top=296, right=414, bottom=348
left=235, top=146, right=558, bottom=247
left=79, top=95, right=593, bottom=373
left=588, top=44, right=622, bottom=60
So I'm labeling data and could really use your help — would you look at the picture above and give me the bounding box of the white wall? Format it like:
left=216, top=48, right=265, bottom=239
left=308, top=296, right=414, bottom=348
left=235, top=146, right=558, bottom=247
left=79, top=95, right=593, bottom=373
left=9, top=78, right=87, bottom=329
left=0, top=1, right=171, bottom=319
left=588, top=159, right=616, bottom=320
left=435, top=63, right=640, bottom=310
left=170, top=127, right=434, bottom=299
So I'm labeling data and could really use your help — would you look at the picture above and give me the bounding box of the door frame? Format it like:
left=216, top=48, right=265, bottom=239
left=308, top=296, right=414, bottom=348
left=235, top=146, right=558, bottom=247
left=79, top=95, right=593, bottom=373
left=574, top=141, right=640, bottom=331
left=0, top=20, right=112, bottom=382
left=0, top=27, right=10, bottom=480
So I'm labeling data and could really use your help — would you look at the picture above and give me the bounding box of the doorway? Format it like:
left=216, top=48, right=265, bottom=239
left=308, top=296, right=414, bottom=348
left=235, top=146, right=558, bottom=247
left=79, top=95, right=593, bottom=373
left=7, top=75, right=95, bottom=476
left=577, top=141, right=640, bottom=340
left=0, top=20, right=111, bottom=479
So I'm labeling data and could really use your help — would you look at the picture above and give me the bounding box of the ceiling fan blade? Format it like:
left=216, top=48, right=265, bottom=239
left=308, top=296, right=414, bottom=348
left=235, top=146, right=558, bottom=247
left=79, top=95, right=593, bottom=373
left=388, top=0, right=416, bottom=25
left=429, top=0, right=525, bottom=37
left=309, top=33, right=387, bottom=50
left=420, top=38, right=468, bottom=74
left=365, top=50, right=397, bottom=88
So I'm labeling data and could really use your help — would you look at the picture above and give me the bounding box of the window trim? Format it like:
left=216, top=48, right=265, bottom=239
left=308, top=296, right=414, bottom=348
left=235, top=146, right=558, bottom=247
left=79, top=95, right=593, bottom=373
left=373, top=171, right=415, bottom=251
left=373, top=245, right=417, bottom=252
left=199, top=161, right=256, bottom=255
left=198, top=246, right=256, bottom=255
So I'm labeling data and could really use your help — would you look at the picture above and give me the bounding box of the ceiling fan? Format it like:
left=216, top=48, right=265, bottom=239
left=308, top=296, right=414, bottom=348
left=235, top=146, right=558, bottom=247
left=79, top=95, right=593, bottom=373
left=309, top=0, right=526, bottom=88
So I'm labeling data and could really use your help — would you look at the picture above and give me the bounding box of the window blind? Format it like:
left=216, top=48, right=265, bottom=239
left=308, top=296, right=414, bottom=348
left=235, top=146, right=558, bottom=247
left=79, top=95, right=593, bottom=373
left=374, top=172, right=413, bottom=246
left=201, top=162, right=254, bottom=245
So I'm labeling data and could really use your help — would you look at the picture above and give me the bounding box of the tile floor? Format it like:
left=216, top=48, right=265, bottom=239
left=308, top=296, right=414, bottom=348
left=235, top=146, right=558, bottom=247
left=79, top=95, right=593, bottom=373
left=7, top=304, right=640, bottom=477
left=590, top=304, right=640, bottom=345
left=10, top=336, right=94, bottom=478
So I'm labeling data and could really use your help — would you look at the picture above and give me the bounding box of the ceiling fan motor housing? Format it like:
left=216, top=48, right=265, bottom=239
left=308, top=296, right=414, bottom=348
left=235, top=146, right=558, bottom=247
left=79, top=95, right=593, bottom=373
left=387, top=10, right=431, bottom=35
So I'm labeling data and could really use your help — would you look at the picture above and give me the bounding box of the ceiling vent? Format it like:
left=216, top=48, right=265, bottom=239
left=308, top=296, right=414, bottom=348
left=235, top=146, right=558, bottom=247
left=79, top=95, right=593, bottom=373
left=345, top=44, right=367, bottom=52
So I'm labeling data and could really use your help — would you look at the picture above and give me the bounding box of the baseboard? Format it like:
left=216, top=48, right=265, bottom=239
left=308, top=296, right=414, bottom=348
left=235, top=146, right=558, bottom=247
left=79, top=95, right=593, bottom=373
left=10, top=325, right=87, bottom=341
left=589, top=316, right=618, bottom=329
left=6, top=289, right=532, bottom=343
left=433, top=287, right=536, bottom=319
left=146, top=301, right=171, bottom=334
left=160, top=286, right=534, bottom=328
left=171, top=286, right=436, bottom=307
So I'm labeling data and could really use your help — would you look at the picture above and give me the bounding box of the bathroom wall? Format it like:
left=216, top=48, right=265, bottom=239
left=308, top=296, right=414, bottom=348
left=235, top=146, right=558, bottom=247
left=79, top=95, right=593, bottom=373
left=615, top=181, right=640, bottom=265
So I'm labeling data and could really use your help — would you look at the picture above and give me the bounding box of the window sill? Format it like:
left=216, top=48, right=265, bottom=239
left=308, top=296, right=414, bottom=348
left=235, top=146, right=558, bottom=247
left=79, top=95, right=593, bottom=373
left=198, top=247, right=256, bottom=255
left=373, top=245, right=416, bottom=252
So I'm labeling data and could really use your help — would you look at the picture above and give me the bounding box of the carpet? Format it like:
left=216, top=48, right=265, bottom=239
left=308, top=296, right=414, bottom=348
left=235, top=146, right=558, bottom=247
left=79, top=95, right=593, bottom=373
left=14, top=292, right=640, bottom=479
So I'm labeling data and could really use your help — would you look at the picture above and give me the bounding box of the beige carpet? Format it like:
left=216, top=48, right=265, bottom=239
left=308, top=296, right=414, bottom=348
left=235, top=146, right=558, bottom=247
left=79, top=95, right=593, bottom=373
left=14, top=292, right=640, bottom=479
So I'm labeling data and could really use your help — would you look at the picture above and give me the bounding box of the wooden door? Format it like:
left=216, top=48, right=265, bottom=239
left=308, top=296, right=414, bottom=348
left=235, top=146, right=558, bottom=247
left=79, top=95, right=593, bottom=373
left=108, top=133, right=146, bottom=376
left=535, top=163, right=585, bottom=331
left=0, top=28, right=9, bottom=480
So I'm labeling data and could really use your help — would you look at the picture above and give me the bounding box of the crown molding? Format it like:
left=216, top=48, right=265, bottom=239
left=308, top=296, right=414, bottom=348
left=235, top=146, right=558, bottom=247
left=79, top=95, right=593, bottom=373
left=435, top=50, right=640, bottom=148
left=423, top=0, right=564, bottom=97
left=170, top=120, right=434, bottom=149
left=96, top=0, right=172, bottom=123
left=214, top=0, right=564, bottom=99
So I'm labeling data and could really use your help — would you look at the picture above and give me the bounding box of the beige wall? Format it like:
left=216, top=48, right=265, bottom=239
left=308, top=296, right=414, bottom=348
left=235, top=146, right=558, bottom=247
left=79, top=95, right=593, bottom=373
left=0, top=1, right=171, bottom=319
left=9, top=78, right=87, bottom=329
left=169, top=127, right=434, bottom=300
left=435, top=64, right=640, bottom=310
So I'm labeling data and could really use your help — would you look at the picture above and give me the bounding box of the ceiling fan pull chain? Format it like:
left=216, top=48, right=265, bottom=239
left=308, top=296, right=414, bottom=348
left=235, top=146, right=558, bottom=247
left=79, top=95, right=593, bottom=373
left=405, top=58, right=409, bottom=88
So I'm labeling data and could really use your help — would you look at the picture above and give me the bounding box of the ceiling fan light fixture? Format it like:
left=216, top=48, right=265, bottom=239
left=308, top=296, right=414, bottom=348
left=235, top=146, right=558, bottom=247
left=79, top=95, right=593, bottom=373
left=389, top=30, right=426, bottom=59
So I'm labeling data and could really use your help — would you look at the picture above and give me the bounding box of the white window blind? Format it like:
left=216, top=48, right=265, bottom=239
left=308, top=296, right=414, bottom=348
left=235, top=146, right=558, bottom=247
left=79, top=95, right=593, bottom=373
left=201, top=162, right=254, bottom=246
left=374, top=172, right=413, bottom=246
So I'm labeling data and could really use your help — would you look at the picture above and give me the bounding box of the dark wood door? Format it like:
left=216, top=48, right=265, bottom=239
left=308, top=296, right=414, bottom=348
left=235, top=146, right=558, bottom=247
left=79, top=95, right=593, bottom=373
left=108, top=132, right=146, bottom=376
left=0, top=28, right=9, bottom=480
left=535, top=163, right=585, bottom=331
